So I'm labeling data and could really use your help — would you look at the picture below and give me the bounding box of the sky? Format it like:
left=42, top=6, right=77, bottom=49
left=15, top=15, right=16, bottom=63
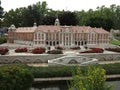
left=1, top=0, right=120, bottom=12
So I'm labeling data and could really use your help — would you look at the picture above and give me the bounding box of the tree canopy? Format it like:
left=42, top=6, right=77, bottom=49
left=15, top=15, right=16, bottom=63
left=0, top=0, right=4, bottom=26
left=2, top=1, right=120, bottom=31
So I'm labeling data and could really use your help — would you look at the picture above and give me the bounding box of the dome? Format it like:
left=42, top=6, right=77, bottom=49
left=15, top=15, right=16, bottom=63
left=9, top=24, right=16, bottom=29
left=55, top=18, right=59, bottom=22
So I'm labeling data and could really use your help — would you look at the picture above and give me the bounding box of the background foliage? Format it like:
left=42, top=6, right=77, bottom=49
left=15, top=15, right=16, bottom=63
left=1, top=1, right=120, bottom=31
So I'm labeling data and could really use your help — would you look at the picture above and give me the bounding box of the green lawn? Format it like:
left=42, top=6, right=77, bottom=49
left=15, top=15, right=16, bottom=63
left=110, top=40, right=120, bottom=45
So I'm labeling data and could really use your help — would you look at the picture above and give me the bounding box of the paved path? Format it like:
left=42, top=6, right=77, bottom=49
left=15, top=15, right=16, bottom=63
left=99, top=61, right=120, bottom=64
left=34, top=74, right=120, bottom=82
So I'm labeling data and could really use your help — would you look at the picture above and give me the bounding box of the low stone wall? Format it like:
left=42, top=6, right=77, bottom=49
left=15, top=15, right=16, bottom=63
left=0, top=54, right=64, bottom=64
left=78, top=53, right=120, bottom=61
left=0, top=53, right=120, bottom=64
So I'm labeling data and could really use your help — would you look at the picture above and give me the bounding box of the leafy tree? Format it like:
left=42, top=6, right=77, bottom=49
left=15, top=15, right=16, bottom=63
left=42, top=15, right=56, bottom=25
left=3, top=8, right=25, bottom=27
left=58, top=11, right=78, bottom=25
left=0, top=0, right=4, bottom=26
left=85, top=17, right=113, bottom=31
left=75, top=10, right=88, bottom=26
left=3, top=1, right=48, bottom=27
left=68, top=66, right=113, bottom=90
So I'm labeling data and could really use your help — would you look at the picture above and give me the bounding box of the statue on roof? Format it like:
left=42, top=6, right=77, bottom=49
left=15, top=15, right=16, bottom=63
left=54, top=16, right=60, bottom=26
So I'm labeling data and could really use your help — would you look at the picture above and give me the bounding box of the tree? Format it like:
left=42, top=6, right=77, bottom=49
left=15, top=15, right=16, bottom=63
left=42, top=15, right=56, bottom=25
left=75, top=10, right=88, bottom=26
left=3, top=1, right=48, bottom=27
left=85, top=17, right=113, bottom=31
left=68, top=66, right=113, bottom=90
left=58, top=11, right=78, bottom=25
left=3, top=8, right=26, bottom=27
left=0, top=0, right=4, bottom=26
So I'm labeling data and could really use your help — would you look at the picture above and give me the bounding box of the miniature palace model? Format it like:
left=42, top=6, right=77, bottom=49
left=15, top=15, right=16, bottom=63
left=8, top=18, right=109, bottom=48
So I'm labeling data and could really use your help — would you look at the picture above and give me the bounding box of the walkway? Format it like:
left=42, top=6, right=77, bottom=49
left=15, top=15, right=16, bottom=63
left=34, top=74, right=120, bottom=82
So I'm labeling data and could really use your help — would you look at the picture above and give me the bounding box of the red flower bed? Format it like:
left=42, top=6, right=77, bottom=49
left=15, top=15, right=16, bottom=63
left=80, top=48, right=104, bottom=53
left=15, top=48, right=28, bottom=53
left=55, top=46, right=63, bottom=50
left=32, top=47, right=46, bottom=54
left=0, top=48, right=9, bottom=55
left=47, top=50, right=63, bottom=54
left=105, top=48, right=120, bottom=52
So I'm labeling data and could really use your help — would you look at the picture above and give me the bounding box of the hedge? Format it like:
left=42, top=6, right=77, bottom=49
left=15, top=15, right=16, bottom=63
left=0, top=64, right=33, bottom=90
left=29, top=63, right=120, bottom=78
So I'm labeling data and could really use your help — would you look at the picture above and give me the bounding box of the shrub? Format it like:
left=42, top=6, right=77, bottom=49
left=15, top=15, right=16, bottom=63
left=70, top=46, right=80, bottom=50
left=32, top=47, right=46, bottom=54
left=68, top=66, right=113, bottom=90
left=105, top=48, right=120, bottom=52
left=80, top=48, right=104, bottom=53
left=0, top=48, right=9, bottom=55
left=15, top=48, right=28, bottom=53
left=0, top=36, right=7, bottom=44
left=47, top=49, right=63, bottom=54
left=110, top=40, right=120, bottom=45
left=0, top=64, right=33, bottom=90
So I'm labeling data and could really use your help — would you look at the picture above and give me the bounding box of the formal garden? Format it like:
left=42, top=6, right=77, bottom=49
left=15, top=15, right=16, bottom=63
left=0, top=46, right=120, bottom=55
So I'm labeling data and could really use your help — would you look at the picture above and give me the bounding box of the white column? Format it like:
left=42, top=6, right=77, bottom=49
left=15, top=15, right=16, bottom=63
left=71, top=33, right=72, bottom=46
left=62, top=33, right=64, bottom=45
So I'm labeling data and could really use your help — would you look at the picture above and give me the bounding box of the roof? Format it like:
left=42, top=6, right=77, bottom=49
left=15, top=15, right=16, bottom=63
left=15, top=27, right=36, bottom=33
left=37, top=25, right=109, bottom=34
left=14, top=25, right=109, bottom=34
left=36, top=25, right=61, bottom=32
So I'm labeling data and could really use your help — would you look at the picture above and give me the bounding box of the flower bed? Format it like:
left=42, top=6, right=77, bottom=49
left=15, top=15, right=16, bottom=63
left=15, top=48, right=28, bottom=53
left=55, top=46, right=63, bottom=50
left=70, top=46, right=80, bottom=50
left=32, top=47, right=46, bottom=54
left=0, top=48, right=9, bottom=55
left=105, top=48, right=120, bottom=52
left=80, top=48, right=104, bottom=53
left=47, top=50, right=63, bottom=54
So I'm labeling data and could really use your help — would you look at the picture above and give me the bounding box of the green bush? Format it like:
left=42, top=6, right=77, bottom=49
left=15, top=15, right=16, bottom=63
left=68, top=66, right=113, bottom=90
left=0, top=36, right=7, bottom=44
left=0, top=64, right=34, bottom=90
left=110, top=40, right=120, bottom=45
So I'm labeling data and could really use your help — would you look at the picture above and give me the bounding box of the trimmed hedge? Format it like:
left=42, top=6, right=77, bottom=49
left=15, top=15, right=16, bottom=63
left=29, top=63, right=120, bottom=78
left=110, top=40, right=120, bottom=45
left=0, top=64, right=33, bottom=90
left=105, top=48, right=120, bottom=52
left=47, top=50, right=63, bottom=54
left=70, top=46, right=80, bottom=50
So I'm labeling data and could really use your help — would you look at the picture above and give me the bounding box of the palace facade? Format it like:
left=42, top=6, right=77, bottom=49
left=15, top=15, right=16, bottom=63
left=8, top=18, right=110, bottom=48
